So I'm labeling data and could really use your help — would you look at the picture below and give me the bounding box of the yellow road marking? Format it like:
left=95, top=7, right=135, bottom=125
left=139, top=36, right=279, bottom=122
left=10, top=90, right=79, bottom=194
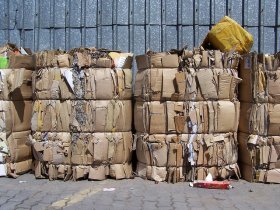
left=50, top=180, right=109, bottom=209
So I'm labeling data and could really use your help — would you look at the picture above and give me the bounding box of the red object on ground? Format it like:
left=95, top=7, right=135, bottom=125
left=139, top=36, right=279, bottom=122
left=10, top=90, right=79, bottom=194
left=192, top=180, right=231, bottom=189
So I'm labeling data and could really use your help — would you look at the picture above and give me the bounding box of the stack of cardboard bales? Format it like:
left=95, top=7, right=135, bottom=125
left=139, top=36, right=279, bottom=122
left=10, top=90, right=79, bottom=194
left=29, top=48, right=134, bottom=181
left=134, top=49, right=241, bottom=182
left=238, top=52, right=280, bottom=183
left=0, top=44, right=34, bottom=177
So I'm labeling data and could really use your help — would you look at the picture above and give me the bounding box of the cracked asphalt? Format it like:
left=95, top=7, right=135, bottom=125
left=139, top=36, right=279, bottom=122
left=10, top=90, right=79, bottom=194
left=0, top=174, right=279, bottom=210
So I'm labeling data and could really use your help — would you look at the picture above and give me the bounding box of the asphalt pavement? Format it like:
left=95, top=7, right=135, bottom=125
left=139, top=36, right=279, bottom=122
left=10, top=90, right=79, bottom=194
left=0, top=174, right=279, bottom=210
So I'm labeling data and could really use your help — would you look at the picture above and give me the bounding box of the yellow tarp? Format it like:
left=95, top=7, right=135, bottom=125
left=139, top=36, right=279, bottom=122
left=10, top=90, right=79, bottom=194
left=202, top=16, right=254, bottom=54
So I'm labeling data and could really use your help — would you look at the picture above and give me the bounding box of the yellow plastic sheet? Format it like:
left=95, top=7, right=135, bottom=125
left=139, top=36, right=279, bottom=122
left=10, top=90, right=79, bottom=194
left=202, top=16, right=254, bottom=54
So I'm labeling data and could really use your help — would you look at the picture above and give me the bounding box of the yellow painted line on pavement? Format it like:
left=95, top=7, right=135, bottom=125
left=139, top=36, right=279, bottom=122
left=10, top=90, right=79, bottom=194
left=50, top=180, right=109, bottom=209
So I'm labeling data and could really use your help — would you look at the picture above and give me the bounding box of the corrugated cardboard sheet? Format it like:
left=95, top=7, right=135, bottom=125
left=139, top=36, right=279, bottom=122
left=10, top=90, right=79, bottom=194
left=30, top=132, right=133, bottom=181
left=33, top=67, right=132, bottom=100
left=238, top=52, right=280, bottom=183
left=31, top=100, right=132, bottom=133
left=239, top=52, right=280, bottom=103
left=136, top=133, right=240, bottom=182
left=135, top=50, right=241, bottom=102
left=135, top=101, right=240, bottom=134
left=0, top=69, right=32, bottom=100
left=31, top=48, right=134, bottom=181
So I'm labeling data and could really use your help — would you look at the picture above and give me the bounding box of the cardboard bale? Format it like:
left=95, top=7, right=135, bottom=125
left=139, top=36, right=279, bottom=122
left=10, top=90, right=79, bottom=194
left=31, top=132, right=71, bottom=165
left=189, top=132, right=238, bottom=167
left=134, top=66, right=241, bottom=102
left=135, top=100, right=239, bottom=134
left=135, top=133, right=189, bottom=182
left=33, top=67, right=132, bottom=100
left=32, top=100, right=132, bottom=132
left=238, top=132, right=280, bottom=183
left=70, top=132, right=133, bottom=166
left=239, top=52, right=280, bottom=103
left=239, top=102, right=280, bottom=136
left=30, top=132, right=133, bottom=180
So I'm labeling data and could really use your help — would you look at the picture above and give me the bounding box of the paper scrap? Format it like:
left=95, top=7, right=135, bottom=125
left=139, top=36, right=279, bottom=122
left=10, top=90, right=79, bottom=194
left=103, top=188, right=116, bottom=192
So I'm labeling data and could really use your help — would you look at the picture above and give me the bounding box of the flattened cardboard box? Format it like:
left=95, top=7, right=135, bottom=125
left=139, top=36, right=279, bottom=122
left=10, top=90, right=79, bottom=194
left=134, top=101, right=240, bottom=134
left=238, top=132, right=280, bottom=182
left=0, top=69, right=32, bottom=100
left=8, top=54, right=36, bottom=70
left=136, top=53, right=179, bottom=70
left=32, top=100, right=132, bottom=132
left=136, top=132, right=237, bottom=168
left=31, top=132, right=133, bottom=166
left=34, top=67, right=132, bottom=100
left=31, top=132, right=71, bottom=165
left=239, top=53, right=280, bottom=103
left=7, top=130, right=32, bottom=163
left=0, top=100, right=32, bottom=135
left=134, top=67, right=240, bottom=101
left=239, top=102, right=280, bottom=136
left=192, top=163, right=240, bottom=181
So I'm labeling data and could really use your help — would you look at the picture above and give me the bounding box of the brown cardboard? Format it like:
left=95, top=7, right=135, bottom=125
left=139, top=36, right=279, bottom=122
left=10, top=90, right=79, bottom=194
left=135, top=101, right=239, bottom=134
left=57, top=54, right=70, bottom=67
left=11, top=159, right=32, bottom=175
left=237, top=132, right=252, bottom=166
left=71, top=135, right=94, bottom=165
left=34, top=67, right=132, bottom=100
left=135, top=54, right=150, bottom=70
left=109, top=163, right=132, bottom=179
left=32, top=100, right=132, bottom=132
left=267, top=70, right=280, bottom=103
left=196, top=68, right=218, bottom=99
left=94, top=58, right=112, bottom=68
left=92, top=133, right=109, bottom=164
left=268, top=103, right=280, bottom=135
left=0, top=69, right=32, bottom=100
left=167, top=143, right=183, bottom=167
left=175, top=72, right=186, bottom=95
left=162, top=69, right=177, bottom=98
left=161, top=54, right=180, bottom=68
left=263, top=169, right=280, bottom=183
left=2, top=101, right=32, bottom=135
left=149, top=102, right=166, bottom=134
left=239, top=54, right=254, bottom=103
left=148, top=166, right=167, bottom=182
left=88, top=165, right=107, bottom=180
left=8, top=54, right=36, bottom=70
left=7, top=130, right=32, bottom=162
left=135, top=67, right=240, bottom=102
left=136, top=136, right=151, bottom=165
left=150, top=52, right=167, bottom=67
left=110, top=132, right=133, bottom=164
left=9, top=69, right=32, bottom=100
left=32, top=132, right=71, bottom=165
left=136, top=53, right=179, bottom=70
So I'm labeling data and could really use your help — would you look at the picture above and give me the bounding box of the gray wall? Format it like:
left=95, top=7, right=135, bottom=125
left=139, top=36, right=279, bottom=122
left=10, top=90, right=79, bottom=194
left=0, top=0, right=279, bottom=55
